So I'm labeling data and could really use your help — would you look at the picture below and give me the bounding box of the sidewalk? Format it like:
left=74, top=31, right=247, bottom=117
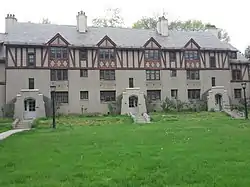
left=0, top=129, right=30, bottom=141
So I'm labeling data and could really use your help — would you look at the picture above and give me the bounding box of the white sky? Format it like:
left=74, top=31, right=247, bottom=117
left=0, top=0, right=248, bottom=52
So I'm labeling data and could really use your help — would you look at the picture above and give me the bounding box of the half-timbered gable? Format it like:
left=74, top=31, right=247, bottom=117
left=183, top=38, right=201, bottom=69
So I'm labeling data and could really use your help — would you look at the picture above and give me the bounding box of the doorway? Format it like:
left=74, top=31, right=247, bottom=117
left=24, top=98, right=36, bottom=119
left=129, top=78, right=134, bottom=88
left=215, top=94, right=223, bottom=111
left=129, top=95, right=138, bottom=114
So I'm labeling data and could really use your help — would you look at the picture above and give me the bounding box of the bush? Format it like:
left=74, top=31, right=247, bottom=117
left=161, top=97, right=175, bottom=112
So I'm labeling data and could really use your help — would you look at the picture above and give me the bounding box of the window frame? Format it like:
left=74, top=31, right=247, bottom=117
left=145, top=50, right=160, bottom=61
left=80, top=69, right=88, bottom=77
left=147, top=90, right=161, bottom=101
left=28, top=78, right=34, bottom=89
left=187, top=70, right=200, bottom=80
left=99, top=49, right=115, bottom=61
left=54, top=91, right=69, bottom=104
left=185, top=50, right=199, bottom=61
left=211, top=77, right=216, bottom=87
left=50, top=47, right=68, bottom=60
left=100, top=91, right=116, bottom=102
left=80, top=91, right=89, bottom=100
left=27, top=53, right=35, bottom=67
left=188, top=89, right=201, bottom=100
left=209, top=56, right=216, bottom=68
left=50, top=69, right=68, bottom=81
left=100, top=70, right=115, bottom=80
left=169, top=51, right=176, bottom=62
left=146, top=70, right=160, bottom=80
left=234, top=89, right=242, bottom=99
left=171, top=89, right=178, bottom=99
left=170, top=70, right=177, bottom=77
left=232, top=69, right=242, bottom=80
left=79, top=50, right=88, bottom=60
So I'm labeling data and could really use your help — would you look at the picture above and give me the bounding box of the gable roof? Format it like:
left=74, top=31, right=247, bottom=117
left=3, top=22, right=236, bottom=51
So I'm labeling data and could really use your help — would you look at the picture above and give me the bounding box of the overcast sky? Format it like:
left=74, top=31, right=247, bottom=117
left=0, top=0, right=248, bottom=52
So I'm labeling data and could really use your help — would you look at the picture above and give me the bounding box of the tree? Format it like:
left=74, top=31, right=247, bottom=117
left=245, top=46, right=250, bottom=59
left=92, top=8, right=124, bottom=27
left=42, top=18, right=51, bottom=24
left=132, top=18, right=230, bottom=42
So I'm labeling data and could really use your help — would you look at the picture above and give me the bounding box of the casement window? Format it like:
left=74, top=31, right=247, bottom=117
left=80, top=91, right=89, bottom=100
left=209, top=56, right=216, bottom=68
left=50, top=69, right=68, bottom=81
left=229, top=52, right=237, bottom=59
left=185, top=51, right=199, bottom=61
left=146, top=70, right=160, bottom=80
left=170, top=70, right=177, bottom=77
left=212, top=77, right=216, bottom=87
left=54, top=92, right=68, bottom=103
left=145, top=50, right=160, bottom=60
left=100, top=91, right=116, bottom=102
left=188, top=89, right=200, bottom=100
left=234, top=89, right=242, bottom=99
left=80, top=69, right=88, bottom=77
left=79, top=50, right=88, bottom=60
left=187, top=70, right=200, bottom=80
left=50, top=47, right=68, bottom=59
left=100, top=70, right=115, bottom=80
left=99, top=49, right=115, bottom=60
left=169, top=52, right=176, bottom=61
left=171, top=89, right=178, bottom=99
left=147, top=90, right=161, bottom=101
left=27, top=53, right=35, bottom=66
left=232, top=70, right=242, bottom=80
left=28, top=78, right=34, bottom=89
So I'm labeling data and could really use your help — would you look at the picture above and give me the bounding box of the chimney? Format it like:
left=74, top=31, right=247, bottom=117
left=156, top=16, right=168, bottom=37
left=5, top=14, right=17, bottom=33
left=76, top=11, right=87, bottom=33
left=206, top=24, right=219, bottom=38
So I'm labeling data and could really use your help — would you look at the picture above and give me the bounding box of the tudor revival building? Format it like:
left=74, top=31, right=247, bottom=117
left=0, top=12, right=249, bottom=118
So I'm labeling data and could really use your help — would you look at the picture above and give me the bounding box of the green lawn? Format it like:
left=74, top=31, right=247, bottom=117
left=1, top=112, right=250, bottom=186
left=0, top=118, right=12, bottom=133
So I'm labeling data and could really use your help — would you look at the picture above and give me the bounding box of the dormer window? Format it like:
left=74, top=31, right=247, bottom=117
left=50, top=47, right=68, bottom=59
left=229, top=52, right=237, bottom=59
left=185, top=51, right=199, bottom=61
left=145, top=50, right=160, bottom=60
left=99, top=49, right=115, bottom=60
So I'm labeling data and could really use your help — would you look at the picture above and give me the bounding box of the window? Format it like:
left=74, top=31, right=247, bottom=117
left=54, top=92, right=68, bottom=103
left=188, top=89, right=200, bottom=100
left=229, top=52, right=237, bottom=59
left=145, top=50, right=160, bottom=60
left=27, top=53, right=35, bottom=66
left=100, top=91, right=116, bottom=102
left=212, top=77, right=216, bottom=87
left=209, top=56, right=216, bottom=68
left=146, top=70, right=160, bottom=80
left=234, top=89, right=242, bottom=99
left=50, top=47, right=68, bottom=59
left=185, top=51, right=199, bottom=61
left=100, top=70, right=115, bottom=80
left=129, top=78, right=134, bottom=88
left=232, top=70, right=242, bottom=80
left=170, top=70, right=177, bottom=77
left=171, top=89, right=178, bottom=99
left=99, top=49, right=115, bottom=60
left=28, top=78, right=34, bottom=89
left=80, top=91, right=89, bottom=100
left=147, top=90, right=161, bottom=101
left=169, top=52, right=176, bottom=61
left=50, top=69, right=68, bottom=81
left=80, top=69, right=88, bottom=77
left=79, top=50, right=87, bottom=60
left=187, top=70, right=200, bottom=80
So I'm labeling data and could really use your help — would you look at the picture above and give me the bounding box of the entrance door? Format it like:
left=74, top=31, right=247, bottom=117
left=129, top=78, right=134, bottom=88
left=215, top=94, right=223, bottom=111
left=24, top=99, right=36, bottom=119
left=129, top=95, right=138, bottom=114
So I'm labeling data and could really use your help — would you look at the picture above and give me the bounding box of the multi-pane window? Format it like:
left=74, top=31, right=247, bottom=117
left=209, top=56, right=216, bottom=68
left=212, top=77, right=216, bottom=87
left=28, top=78, right=34, bottom=89
left=80, top=69, right=88, bottom=77
left=185, top=51, right=199, bottom=61
left=169, top=52, right=176, bottom=61
left=50, top=69, right=68, bottom=81
left=50, top=47, right=68, bottom=59
left=188, top=89, right=200, bottom=100
left=79, top=50, right=87, bottom=60
left=171, top=89, right=178, bottom=99
left=234, top=89, right=242, bottom=99
left=99, top=49, right=115, bottom=60
left=145, top=50, right=160, bottom=60
left=147, top=90, right=161, bottom=101
left=129, top=78, right=134, bottom=88
left=146, top=70, right=160, bottom=80
left=229, top=52, right=237, bottom=59
left=80, top=91, right=89, bottom=100
left=232, top=70, right=242, bottom=80
left=100, top=70, right=115, bottom=80
left=54, top=92, right=68, bottom=103
left=170, top=70, right=177, bottom=77
left=187, top=70, right=200, bottom=80
left=27, top=53, right=35, bottom=66
left=100, top=91, right=116, bottom=102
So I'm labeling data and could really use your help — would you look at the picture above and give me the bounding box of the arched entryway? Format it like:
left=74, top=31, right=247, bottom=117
left=24, top=98, right=36, bottom=119
left=129, top=95, right=138, bottom=114
left=215, top=94, right=223, bottom=111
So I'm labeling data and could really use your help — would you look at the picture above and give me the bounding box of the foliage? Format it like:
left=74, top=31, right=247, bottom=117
left=108, top=94, right=123, bottom=115
left=3, top=98, right=16, bottom=118
left=42, top=18, right=51, bottom=24
left=132, top=16, right=158, bottom=29
left=144, top=95, right=154, bottom=113
left=161, top=97, right=175, bottom=112
left=92, top=8, right=124, bottom=27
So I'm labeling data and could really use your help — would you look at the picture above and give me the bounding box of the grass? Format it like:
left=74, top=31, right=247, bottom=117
left=1, top=112, right=250, bottom=186
left=0, top=118, right=12, bottom=133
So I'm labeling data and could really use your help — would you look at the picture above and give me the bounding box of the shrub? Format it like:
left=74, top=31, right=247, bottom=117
left=161, top=97, right=175, bottom=112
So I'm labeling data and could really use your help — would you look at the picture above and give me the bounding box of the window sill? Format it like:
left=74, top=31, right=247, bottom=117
left=100, top=101, right=116, bottom=104
left=80, top=99, right=89, bottom=101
